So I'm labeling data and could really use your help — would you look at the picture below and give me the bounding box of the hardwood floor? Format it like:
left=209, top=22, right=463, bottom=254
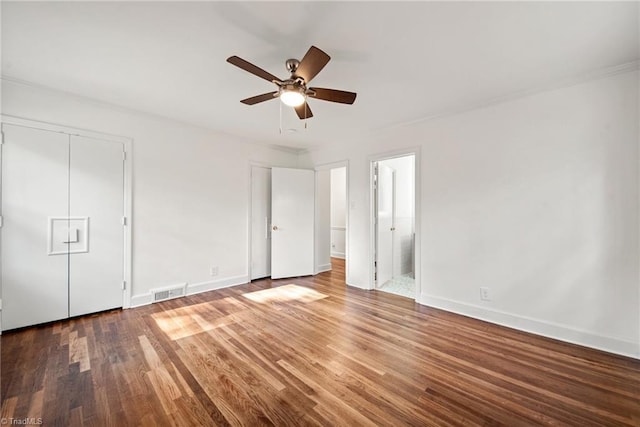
left=2, top=258, right=639, bottom=426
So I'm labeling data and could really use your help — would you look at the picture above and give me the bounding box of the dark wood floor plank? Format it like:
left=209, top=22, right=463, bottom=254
left=2, top=258, right=639, bottom=426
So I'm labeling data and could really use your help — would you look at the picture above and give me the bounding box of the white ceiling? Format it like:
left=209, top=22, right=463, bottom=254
left=2, top=1, right=638, bottom=151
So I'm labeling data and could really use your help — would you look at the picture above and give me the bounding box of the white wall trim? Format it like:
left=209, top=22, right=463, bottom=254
left=301, top=62, right=640, bottom=155
left=331, top=252, right=345, bottom=259
left=375, top=61, right=640, bottom=133
left=187, top=275, right=249, bottom=297
left=331, top=226, right=346, bottom=231
left=130, top=275, right=249, bottom=308
left=316, top=263, right=332, bottom=274
left=130, top=293, right=154, bottom=308
left=420, top=294, right=639, bottom=360
left=0, top=115, right=134, bottom=309
left=1, top=77, right=301, bottom=155
left=1, top=114, right=131, bottom=143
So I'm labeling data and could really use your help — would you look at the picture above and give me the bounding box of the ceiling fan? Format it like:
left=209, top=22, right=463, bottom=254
left=226, top=46, right=356, bottom=120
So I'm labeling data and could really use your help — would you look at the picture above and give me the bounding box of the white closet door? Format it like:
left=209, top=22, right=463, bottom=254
left=68, top=136, right=124, bottom=317
left=271, top=167, right=315, bottom=279
left=1, top=124, right=69, bottom=330
left=251, top=166, right=271, bottom=280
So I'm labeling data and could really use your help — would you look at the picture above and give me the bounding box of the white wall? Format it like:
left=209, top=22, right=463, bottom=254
left=1, top=79, right=299, bottom=305
left=330, top=167, right=347, bottom=258
left=301, top=70, right=640, bottom=358
left=3, top=71, right=638, bottom=358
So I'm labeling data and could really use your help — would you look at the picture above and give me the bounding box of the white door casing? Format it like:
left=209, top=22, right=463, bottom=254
left=271, top=167, right=315, bottom=279
left=250, top=166, right=272, bottom=280
left=376, top=163, right=395, bottom=287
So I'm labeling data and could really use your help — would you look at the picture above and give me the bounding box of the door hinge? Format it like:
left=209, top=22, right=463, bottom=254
left=122, top=281, right=126, bottom=290
left=0, top=130, right=5, bottom=145
left=0, top=215, right=3, bottom=228
left=121, top=216, right=127, bottom=226
left=122, top=151, right=126, bottom=160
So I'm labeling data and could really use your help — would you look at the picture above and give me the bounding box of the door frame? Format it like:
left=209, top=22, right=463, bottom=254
left=369, top=148, right=421, bottom=300
left=248, top=162, right=272, bottom=282
left=1, top=115, right=134, bottom=309
left=314, top=160, right=350, bottom=281
left=248, top=164, right=271, bottom=281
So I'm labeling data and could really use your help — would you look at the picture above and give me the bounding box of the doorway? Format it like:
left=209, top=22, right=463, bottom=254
left=249, top=166, right=315, bottom=281
left=314, top=162, right=348, bottom=283
left=372, top=154, right=416, bottom=299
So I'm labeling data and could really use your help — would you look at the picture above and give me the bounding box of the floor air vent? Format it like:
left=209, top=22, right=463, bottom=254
left=152, top=284, right=186, bottom=303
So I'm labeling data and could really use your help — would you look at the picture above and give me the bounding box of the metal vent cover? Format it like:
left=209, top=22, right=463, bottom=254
left=152, top=284, right=186, bottom=303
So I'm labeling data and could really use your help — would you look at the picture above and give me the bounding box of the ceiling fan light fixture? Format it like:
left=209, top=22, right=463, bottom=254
left=279, top=85, right=306, bottom=107
left=227, top=46, right=356, bottom=120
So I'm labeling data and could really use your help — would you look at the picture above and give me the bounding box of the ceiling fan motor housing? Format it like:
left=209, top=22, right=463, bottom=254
left=285, top=58, right=300, bottom=74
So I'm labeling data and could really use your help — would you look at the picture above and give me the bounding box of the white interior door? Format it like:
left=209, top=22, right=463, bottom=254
left=68, top=136, right=124, bottom=317
left=251, top=166, right=271, bottom=280
left=376, top=163, right=395, bottom=286
left=271, top=167, right=315, bottom=279
left=1, top=124, right=70, bottom=330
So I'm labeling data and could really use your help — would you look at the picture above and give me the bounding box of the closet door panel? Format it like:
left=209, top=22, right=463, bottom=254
left=68, top=136, right=124, bottom=317
left=1, top=124, right=69, bottom=330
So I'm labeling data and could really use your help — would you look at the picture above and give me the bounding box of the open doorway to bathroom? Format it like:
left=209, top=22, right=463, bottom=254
left=372, top=154, right=415, bottom=299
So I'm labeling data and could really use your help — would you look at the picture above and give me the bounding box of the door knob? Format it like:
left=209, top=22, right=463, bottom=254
left=272, top=225, right=278, bottom=231
left=390, top=227, right=396, bottom=231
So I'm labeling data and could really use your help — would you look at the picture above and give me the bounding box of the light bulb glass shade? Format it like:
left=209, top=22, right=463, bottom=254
left=280, top=89, right=305, bottom=107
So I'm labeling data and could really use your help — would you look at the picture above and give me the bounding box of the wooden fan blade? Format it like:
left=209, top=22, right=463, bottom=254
left=240, top=92, right=278, bottom=105
left=294, top=102, right=313, bottom=120
left=227, top=56, right=282, bottom=84
left=293, top=46, right=330, bottom=84
left=308, top=87, right=357, bottom=104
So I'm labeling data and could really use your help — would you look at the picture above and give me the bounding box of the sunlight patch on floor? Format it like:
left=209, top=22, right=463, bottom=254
left=152, top=301, right=240, bottom=341
left=243, top=284, right=328, bottom=304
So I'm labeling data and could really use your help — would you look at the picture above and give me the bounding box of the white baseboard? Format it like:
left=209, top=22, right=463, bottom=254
left=130, top=275, right=249, bottom=309
left=130, top=293, right=153, bottom=308
left=316, top=263, right=332, bottom=274
left=331, top=252, right=345, bottom=259
left=187, top=275, right=248, bottom=296
left=419, top=294, right=639, bottom=360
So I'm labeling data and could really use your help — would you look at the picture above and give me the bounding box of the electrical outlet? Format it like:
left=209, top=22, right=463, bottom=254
left=480, top=287, right=491, bottom=301
left=210, top=266, right=218, bottom=277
